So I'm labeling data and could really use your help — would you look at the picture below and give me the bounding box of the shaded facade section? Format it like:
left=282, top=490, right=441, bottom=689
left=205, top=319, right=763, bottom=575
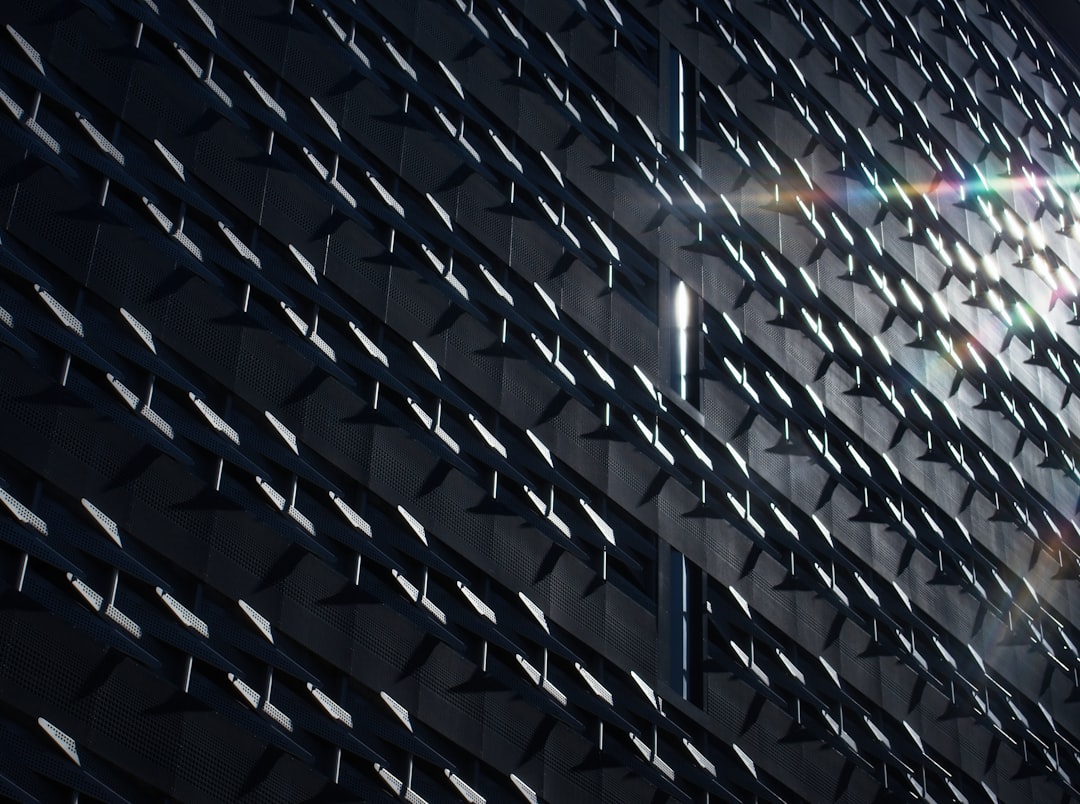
left=0, top=0, right=1078, bottom=802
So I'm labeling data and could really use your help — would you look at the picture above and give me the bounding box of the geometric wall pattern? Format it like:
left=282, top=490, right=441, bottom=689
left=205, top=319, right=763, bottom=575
left=0, top=0, right=1078, bottom=801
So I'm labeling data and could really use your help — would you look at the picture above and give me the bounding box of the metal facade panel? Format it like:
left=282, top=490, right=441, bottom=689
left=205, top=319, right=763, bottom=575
left=0, top=0, right=1079, bottom=801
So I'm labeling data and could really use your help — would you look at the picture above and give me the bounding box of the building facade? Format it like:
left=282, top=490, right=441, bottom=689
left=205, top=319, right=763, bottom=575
left=0, top=0, right=1078, bottom=800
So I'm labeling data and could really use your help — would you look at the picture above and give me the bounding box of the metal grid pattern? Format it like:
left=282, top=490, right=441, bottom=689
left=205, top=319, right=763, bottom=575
left=0, top=0, right=1078, bottom=801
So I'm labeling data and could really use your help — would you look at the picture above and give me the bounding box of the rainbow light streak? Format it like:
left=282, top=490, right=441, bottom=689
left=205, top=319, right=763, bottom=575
left=758, top=168, right=1080, bottom=215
